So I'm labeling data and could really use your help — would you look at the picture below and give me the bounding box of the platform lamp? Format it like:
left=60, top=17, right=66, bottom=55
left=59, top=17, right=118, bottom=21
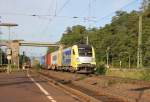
left=0, top=27, right=2, bottom=66
left=0, top=23, right=18, bottom=73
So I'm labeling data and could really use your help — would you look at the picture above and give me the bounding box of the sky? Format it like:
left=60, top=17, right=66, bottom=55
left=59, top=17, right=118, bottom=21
left=0, top=0, right=142, bottom=57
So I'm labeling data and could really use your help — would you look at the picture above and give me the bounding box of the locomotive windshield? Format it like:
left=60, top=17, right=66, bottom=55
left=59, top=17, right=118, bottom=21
left=78, top=45, right=92, bottom=57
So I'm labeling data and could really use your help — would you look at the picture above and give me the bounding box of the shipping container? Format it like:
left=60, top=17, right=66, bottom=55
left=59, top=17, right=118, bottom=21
left=45, top=53, right=51, bottom=69
left=62, top=47, right=71, bottom=66
left=51, top=51, right=58, bottom=70
left=39, top=56, right=45, bottom=66
left=51, top=51, right=58, bottom=65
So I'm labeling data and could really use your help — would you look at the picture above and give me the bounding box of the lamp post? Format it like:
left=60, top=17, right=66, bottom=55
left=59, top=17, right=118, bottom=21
left=129, top=54, right=131, bottom=69
left=0, top=29, right=2, bottom=66
left=137, top=14, right=143, bottom=68
left=0, top=23, right=18, bottom=41
left=137, top=0, right=149, bottom=68
left=0, top=23, right=18, bottom=73
left=106, top=47, right=110, bottom=68
left=0, top=18, right=2, bottom=66
left=0, top=49, right=3, bottom=66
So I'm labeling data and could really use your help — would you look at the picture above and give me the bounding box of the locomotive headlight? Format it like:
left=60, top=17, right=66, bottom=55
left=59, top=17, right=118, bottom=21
left=76, top=58, right=80, bottom=62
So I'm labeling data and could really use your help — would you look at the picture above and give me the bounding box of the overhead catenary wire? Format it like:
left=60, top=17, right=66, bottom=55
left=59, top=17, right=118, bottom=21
left=79, top=0, right=96, bottom=18
left=57, top=0, right=71, bottom=15
left=0, top=0, right=140, bottom=29
left=38, top=0, right=59, bottom=35
left=0, top=0, right=141, bottom=59
left=0, top=16, right=2, bottom=34
left=0, top=0, right=73, bottom=20
left=39, top=0, right=72, bottom=34
left=0, top=0, right=139, bottom=21
left=0, top=0, right=140, bottom=40
left=95, top=0, right=140, bottom=23
left=55, top=0, right=58, bottom=16
left=87, top=0, right=92, bottom=24
left=0, top=12, right=92, bottom=20
left=87, top=0, right=97, bottom=27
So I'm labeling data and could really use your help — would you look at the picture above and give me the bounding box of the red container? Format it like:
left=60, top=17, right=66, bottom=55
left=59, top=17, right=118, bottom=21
left=45, top=53, right=51, bottom=67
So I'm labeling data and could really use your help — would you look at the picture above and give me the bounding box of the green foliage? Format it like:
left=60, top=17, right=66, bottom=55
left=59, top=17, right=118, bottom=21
left=36, top=64, right=41, bottom=69
left=141, top=70, right=150, bottom=80
left=48, top=4, right=150, bottom=68
left=19, top=54, right=30, bottom=67
left=95, top=63, right=107, bottom=75
left=11, top=64, right=17, bottom=69
left=60, top=25, right=87, bottom=46
left=47, top=46, right=58, bottom=53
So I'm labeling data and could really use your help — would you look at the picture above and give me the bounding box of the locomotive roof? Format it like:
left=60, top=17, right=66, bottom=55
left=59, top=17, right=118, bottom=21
left=77, top=44, right=91, bottom=48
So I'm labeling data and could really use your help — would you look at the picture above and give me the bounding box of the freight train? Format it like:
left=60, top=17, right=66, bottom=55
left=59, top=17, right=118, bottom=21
left=41, top=44, right=96, bottom=73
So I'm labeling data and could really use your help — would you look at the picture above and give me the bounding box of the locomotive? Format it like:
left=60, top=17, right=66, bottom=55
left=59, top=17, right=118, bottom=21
left=41, top=44, right=96, bottom=73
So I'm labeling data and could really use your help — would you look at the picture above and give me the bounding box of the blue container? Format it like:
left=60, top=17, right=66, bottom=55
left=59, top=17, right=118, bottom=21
left=39, top=56, right=45, bottom=66
left=62, top=48, right=71, bottom=66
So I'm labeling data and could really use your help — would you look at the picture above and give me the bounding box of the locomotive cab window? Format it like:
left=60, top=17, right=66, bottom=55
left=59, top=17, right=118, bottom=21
left=72, top=49, right=75, bottom=55
left=78, top=45, right=92, bottom=57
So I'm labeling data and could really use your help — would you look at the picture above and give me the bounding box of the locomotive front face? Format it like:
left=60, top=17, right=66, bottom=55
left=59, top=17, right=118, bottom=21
left=74, top=44, right=96, bottom=73
left=77, top=45, right=95, bottom=63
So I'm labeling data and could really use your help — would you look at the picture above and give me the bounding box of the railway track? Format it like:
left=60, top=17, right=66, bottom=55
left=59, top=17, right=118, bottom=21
left=37, top=72, right=100, bottom=102
left=37, top=70, right=130, bottom=102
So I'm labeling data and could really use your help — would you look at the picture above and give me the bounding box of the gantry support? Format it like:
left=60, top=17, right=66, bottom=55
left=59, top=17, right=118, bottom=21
left=0, top=40, right=60, bottom=68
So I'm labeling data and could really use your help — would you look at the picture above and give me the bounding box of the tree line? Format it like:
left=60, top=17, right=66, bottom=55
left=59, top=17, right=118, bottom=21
left=48, top=2, right=150, bottom=68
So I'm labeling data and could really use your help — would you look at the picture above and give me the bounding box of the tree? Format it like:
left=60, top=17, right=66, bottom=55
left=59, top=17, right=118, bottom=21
left=48, top=6, right=150, bottom=68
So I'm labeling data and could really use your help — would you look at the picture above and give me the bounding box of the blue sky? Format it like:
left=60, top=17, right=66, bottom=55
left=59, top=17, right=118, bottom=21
left=0, top=0, right=142, bottom=57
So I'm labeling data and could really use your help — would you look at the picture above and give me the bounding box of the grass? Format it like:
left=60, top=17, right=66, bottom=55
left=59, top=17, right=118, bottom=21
left=106, top=69, right=150, bottom=80
left=140, top=70, right=150, bottom=80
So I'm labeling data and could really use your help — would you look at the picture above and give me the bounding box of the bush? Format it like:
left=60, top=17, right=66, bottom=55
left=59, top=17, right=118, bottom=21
left=11, top=64, right=17, bottom=69
left=141, top=70, right=150, bottom=80
left=95, top=62, right=107, bottom=75
left=36, top=64, right=43, bottom=71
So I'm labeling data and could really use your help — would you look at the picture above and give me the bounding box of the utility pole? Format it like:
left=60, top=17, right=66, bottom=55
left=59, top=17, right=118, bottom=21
left=0, top=42, right=1, bottom=67
left=129, top=54, right=131, bottom=69
left=0, top=48, right=3, bottom=66
left=137, top=14, right=143, bottom=68
left=0, top=16, right=2, bottom=66
left=137, top=0, right=149, bottom=68
left=86, top=36, right=89, bottom=45
left=0, top=23, right=18, bottom=73
left=106, top=47, right=110, bottom=68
